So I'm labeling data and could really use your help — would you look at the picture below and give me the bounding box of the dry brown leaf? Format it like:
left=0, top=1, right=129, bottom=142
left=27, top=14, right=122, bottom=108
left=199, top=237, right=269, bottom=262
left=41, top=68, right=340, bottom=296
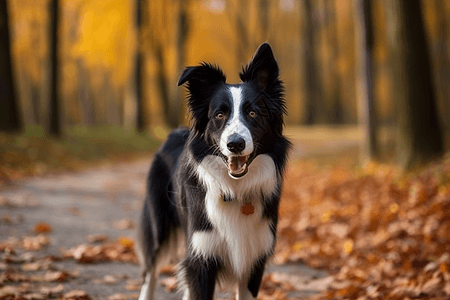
left=113, top=218, right=135, bottom=230
left=40, top=284, right=65, bottom=295
left=160, top=276, right=177, bottom=292
left=86, top=234, right=109, bottom=243
left=63, top=289, right=90, bottom=300
left=44, top=271, right=71, bottom=282
left=0, top=285, right=20, bottom=298
left=21, top=235, right=50, bottom=251
left=103, top=274, right=119, bottom=285
left=159, top=265, right=176, bottom=275
left=23, top=292, right=47, bottom=300
left=107, top=293, right=131, bottom=300
left=34, top=222, right=52, bottom=234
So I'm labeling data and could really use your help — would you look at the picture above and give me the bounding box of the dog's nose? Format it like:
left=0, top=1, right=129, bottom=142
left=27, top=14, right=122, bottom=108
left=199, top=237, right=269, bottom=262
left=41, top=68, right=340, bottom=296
left=227, top=134, right=246, bottom=153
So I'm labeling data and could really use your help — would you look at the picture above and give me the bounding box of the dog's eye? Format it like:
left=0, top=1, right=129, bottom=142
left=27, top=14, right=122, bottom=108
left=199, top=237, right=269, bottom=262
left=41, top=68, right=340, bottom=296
left=215, top=112, right=225, bottom=120
left=249, top=111, right=257, bottom=118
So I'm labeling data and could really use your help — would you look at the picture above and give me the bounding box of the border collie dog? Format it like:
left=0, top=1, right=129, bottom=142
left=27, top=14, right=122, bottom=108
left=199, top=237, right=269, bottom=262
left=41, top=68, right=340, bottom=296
left=136, top=43, right=290, bottom=300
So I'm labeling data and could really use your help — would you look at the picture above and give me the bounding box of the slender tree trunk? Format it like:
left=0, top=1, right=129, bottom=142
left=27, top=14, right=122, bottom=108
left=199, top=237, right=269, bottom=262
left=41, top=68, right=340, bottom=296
left=326, top=0, right=344, bottom=124
left=258, top=0, right=269, bottom=42
left=384, top=0, right=443, bottom=168
left=0, top=0, right=22, bottom=132
left=354, top=0, right=379, bottom=162
left=136, top=0, right=148, bottom=132
left=302, top=0, right=324, bottom=125
left=167, top=0, right=190, bottom=128
left=49, top=0, right=61, bottom=137
left=155, top=45, right=171, bottom=125
left=235, top=1, right=250, bottom=71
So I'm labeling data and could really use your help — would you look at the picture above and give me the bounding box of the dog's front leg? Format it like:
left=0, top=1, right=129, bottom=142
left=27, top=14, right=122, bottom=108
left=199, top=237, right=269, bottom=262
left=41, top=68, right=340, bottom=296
left=237, top=257, right=267, bottom=300
left=180, top=256, right=220, bottom=300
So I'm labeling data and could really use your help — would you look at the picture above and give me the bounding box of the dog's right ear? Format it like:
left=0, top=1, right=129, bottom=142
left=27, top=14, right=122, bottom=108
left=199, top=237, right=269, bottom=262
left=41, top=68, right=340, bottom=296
left=178, top=63, right=226, bottom=132
left=178, top=62, right=226, bottom=95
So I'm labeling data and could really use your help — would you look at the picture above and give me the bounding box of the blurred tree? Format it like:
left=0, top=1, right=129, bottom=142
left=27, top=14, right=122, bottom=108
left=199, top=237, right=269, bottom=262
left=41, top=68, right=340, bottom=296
left=431, top=0, right=450, bottom=131
left=147, top=0, right=187, bottom=129
left=258, top=0, right=269, bottom=42
left=354, top=0, right=379, bottom=162
left=384, top=0, right=443, bottom=168
left=136, top=0, right=148, bottom=132
left=49, top=0, right=61, bottom=137
left=233, top=0, right=251, bottom=70
left=30, top=20, right=41, bottom=125
left=172, top=0, right=190, bottom=128
left=0, top=0, right=22, bottom=132
left=325, top=0, right=344, bottom=124
left=302, top=0, right=325, bottom=125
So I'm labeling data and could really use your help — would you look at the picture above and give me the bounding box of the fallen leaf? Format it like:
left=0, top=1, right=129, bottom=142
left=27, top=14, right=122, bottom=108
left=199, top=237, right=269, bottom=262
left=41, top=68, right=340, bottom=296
left=23, top=292, right=47, bottom=300
left=40, top=284, right=65, bottom=295
left=63, top=290, right=90, bottom=300
left=86, top=234, right=109, bottom=243
left=160, top=276, right=177, bottom=292
left=34, top=222, right=53, bottom=234
left=113, top=218, right=135, bottom=230
left=159, top=265, right=176, bottom=275
left=45, top=271, right=71, bottom=282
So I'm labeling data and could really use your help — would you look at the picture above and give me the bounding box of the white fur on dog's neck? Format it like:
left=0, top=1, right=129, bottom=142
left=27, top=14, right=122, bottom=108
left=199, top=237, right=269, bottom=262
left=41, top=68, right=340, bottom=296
left=193, top=154, right=278, bottom=279
left=196, top=154, right=278, bottom=201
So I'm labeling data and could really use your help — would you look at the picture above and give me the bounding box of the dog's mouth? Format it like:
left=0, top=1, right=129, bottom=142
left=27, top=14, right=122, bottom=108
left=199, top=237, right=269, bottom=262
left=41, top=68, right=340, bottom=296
left=226, top=155, right=251, bottom=179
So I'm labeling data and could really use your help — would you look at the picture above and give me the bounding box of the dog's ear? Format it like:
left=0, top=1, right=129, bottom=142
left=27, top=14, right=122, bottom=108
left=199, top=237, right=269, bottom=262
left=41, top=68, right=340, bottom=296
left=178, top=63, right=226, bottom=132
left=239, top=43, right=279, bottom=91
left=241, top=43, right=286, bottom=135
left=178, top=62, right=226, bottom=94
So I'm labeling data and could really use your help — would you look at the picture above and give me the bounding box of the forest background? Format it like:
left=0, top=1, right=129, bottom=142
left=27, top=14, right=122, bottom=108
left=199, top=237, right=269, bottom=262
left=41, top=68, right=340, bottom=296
left=5, top=0, right=450, bottom=154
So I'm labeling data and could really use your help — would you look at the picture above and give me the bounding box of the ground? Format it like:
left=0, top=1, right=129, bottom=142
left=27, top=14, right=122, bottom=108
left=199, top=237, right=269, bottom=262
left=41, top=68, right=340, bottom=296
left=3, top=127, right=449, bottom=299
left=1, top=126, right=360, bottom=300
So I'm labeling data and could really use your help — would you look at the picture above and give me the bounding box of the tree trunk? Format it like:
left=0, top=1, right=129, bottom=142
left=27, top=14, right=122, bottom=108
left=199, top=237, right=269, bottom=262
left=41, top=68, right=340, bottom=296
left=384, top=0, right=444, bottom=168
left=49, top=0, right=61, bottom=137
left=302, top=0, right=324, bottom=125
left=235, top=1, right=250, bottom=71
left=354, top=0, right=379, bottom=162
left=167, top=0, right=190, bottom=128
left=258, top=0, right=269, bottom=42
left=432, top=0, right=450, bottom=132
left=136, top=0, right=148, bottom=132
left=325, top=0, right=344, bottom=124
left=0, top=0, right=22, bottom=132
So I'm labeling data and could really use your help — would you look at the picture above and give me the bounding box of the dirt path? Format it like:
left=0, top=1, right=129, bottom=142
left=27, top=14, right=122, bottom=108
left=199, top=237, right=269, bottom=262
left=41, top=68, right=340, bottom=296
left=1, top=127, right=361, bottom=299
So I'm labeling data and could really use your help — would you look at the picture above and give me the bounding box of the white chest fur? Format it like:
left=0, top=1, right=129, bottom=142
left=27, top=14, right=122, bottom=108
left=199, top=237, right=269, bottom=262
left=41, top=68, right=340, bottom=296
left=193, top=154, right=278, bottom=278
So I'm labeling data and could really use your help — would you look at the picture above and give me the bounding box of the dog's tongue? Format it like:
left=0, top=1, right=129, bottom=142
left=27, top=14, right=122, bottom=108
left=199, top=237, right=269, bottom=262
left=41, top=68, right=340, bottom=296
left=228, top=156, right=248, bottom=174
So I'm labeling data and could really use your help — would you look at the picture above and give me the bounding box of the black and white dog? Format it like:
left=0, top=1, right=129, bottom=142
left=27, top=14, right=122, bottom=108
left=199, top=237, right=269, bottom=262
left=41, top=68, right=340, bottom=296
left=136, top=43, right=290, bottom=300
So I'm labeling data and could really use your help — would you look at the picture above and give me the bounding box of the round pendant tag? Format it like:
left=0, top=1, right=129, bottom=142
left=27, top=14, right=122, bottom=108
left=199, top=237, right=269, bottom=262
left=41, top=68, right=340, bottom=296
left=241, top=203, right=255, bottom=215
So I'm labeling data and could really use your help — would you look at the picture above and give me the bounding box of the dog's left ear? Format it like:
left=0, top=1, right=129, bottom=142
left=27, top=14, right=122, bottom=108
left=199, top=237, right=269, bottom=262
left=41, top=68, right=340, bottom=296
left=240, top=43, right=279, bottom=90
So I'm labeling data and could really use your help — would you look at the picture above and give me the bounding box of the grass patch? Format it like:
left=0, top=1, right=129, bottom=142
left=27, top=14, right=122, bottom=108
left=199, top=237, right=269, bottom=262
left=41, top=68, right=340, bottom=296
left=0, top=125, right=161, bottom=186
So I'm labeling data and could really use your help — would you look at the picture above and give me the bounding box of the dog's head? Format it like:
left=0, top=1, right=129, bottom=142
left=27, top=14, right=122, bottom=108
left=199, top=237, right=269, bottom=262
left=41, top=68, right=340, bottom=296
left=178, top=43, right=285, bottom=179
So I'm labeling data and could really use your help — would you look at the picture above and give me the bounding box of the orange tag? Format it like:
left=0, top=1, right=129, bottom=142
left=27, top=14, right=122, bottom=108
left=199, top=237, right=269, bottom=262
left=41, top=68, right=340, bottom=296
left=241, top=203, right=255, bottom=216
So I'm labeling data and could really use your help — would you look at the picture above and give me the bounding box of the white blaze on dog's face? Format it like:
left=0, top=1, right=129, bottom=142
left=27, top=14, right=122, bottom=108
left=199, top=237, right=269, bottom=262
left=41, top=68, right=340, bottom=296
left=219, top=86, right=254, bottom=179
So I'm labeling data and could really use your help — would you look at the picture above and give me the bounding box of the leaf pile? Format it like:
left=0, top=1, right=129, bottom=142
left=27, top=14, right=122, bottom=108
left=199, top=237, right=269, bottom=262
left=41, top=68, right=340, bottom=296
left=61, top=237, right=137, bottom=264
left=0, top=249, right=87, bottom=300
left=277, top=155, right=450, bottom=299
